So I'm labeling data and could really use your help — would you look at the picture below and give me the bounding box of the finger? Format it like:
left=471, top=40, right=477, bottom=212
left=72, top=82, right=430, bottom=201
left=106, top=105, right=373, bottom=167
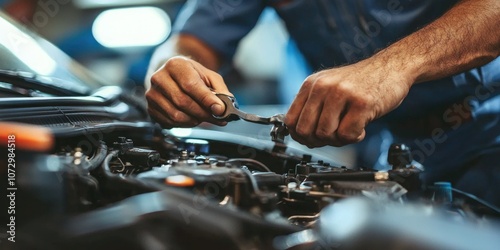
left=288, top=129, right=311, bottom=147
left=148, top=107, right=174, bottom=129
left=148, top=105, right=202, bottom=129
left=181, top=68, right=230, bottom=125
left=149, top=66, right=176, bottom=94
left=146, top=89, right=190, bottom=121
left=146, top=87, right=200, bottom=124
left=189, top=60, right=231, bottom=95
left=333, top=106, right=368, bottom=146
left=331, top=128, right=366, bottom=147
left=148, top=99, right=226, bottom=127
left=205, top=70, right=231, bottom=95
left=285, top=77, right=314, bottom=131
left=288, top=130, right=328, bottom=148
left=170, top=62, right=227, bottom=116
left=315, top=95, right=346, bottom=143
left=294, top=89, right=325, bottom=146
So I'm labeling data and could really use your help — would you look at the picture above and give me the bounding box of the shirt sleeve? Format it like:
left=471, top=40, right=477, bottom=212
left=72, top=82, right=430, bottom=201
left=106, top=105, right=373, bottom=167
left=173, top=0, right=266, bottom=60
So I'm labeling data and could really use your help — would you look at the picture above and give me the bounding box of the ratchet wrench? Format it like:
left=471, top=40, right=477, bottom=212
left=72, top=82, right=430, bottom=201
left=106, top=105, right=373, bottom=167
left=213, top=93, right=289, bottom=143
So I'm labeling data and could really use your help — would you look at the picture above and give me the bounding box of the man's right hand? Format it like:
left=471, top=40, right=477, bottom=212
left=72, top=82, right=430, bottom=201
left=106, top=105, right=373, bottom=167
left=146, top=56, right=231, bottom=128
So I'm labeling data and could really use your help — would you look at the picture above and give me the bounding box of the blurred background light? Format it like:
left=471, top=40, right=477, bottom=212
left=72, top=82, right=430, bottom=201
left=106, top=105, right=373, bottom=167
left=74, top=0, right=167, bottom=9
left=92, top=6, right=171, bottom=48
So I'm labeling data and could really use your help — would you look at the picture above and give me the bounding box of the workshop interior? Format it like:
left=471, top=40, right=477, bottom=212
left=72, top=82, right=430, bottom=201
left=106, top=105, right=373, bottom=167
left=0, top=0, right=500, bottom=249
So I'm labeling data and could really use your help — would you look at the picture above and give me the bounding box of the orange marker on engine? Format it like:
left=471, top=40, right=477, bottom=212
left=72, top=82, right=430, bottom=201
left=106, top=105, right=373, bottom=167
left=0, top=122, right=54, bottom=152
left=165, top=175, right=196, bottom=187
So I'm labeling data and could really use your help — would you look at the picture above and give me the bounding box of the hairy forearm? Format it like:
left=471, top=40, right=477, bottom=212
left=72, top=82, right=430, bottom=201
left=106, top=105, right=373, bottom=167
left=145, top=34, right=221, bottom=88
left=372, top=0, right=500, bottom=85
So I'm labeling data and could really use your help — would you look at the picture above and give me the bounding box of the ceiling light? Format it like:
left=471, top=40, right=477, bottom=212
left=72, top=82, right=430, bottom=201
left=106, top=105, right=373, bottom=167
left=92, top=7, right=171, bottom=48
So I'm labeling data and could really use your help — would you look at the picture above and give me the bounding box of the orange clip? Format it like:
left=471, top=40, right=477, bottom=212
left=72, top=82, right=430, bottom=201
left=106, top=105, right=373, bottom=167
left=0, top=122, right=54, bottom=152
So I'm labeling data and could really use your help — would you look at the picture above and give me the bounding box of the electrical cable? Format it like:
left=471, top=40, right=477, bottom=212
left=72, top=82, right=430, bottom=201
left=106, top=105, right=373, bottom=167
left=451, top=187, right=500, bottom=215
left=241, top=167, right=262, bottom=194
left=227, top=158, right=271, bottom=172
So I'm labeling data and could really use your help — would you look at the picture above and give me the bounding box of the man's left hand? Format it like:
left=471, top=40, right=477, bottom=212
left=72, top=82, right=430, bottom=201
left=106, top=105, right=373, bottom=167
left=285, top=58, right=412, bottom=147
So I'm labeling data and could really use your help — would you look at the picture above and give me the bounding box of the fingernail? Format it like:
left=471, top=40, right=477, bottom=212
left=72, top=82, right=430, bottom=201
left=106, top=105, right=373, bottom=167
left=211, top=104, right=224, bottom=115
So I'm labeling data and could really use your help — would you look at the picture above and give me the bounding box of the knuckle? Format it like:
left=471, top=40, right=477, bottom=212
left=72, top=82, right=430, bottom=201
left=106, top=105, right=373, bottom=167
left=295, top=126, right=309, bottom=138
left=310, top=80, right=329, bottom=95
left=145, top=89, right=157, bottom=101
left=149, top=76, right=167, bottom=94
left=314, top=77, right=329, bottom=87
left=353, top=96, right=373, bottom=109
left=150, top=72, right=163, bottom=87
left=301, top=76, right=315, bottom=89
left=173, top=96, right=191, bottom=109
left=213, top=72, right=224, bottom=82
left=198, top=92, right=213, bottom=107
left=182, top=80, right=201, bottom=92
left=303, top=76, right=314, bottom=85
left=337, top=129, right=359, bottom=143
left=170, top=111, right=187, bottom=123
left=164, top=56, right=184, bottom=69
left=334, top=82, right=351, bottom=94
left=315, top=128, right=331, bottom=139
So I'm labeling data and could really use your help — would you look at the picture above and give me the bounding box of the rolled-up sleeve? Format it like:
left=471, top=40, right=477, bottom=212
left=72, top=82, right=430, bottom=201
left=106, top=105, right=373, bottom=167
left=173, top=0, right=266, bottom=60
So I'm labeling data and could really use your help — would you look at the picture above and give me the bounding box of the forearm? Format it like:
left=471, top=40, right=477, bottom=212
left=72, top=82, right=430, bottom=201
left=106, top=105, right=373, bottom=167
left=372, top=0, right=500, bottom=86
left=145, top=34, right=222, bottom=88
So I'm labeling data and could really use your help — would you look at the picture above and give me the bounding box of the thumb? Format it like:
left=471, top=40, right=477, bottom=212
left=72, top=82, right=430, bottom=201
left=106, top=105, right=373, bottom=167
left=205, top=72, right=231, bottom=116
left=210, top=100, right=225, bottom=116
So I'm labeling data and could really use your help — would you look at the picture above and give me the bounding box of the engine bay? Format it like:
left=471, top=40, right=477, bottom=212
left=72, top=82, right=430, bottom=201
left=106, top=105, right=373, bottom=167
left=3, top=124, right=499, bottom=250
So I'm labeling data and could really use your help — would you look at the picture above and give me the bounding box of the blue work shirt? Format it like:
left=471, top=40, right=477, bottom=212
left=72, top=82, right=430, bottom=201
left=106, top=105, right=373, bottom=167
left=175, top=0, right=500, bottom=117
left=174, top=0, right=500, bottom=204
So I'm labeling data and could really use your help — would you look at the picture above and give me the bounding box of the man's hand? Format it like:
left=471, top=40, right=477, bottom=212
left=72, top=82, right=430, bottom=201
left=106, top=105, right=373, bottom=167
left=146, top=56, right=231, bottom=128
left=285, top=59, right=412, bottom=147
left=286, top=0, right=500, bottom=148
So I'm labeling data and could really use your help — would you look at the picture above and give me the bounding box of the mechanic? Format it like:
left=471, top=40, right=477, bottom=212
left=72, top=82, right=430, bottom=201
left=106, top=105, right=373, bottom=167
left=145, top=0, right=500, bottom=205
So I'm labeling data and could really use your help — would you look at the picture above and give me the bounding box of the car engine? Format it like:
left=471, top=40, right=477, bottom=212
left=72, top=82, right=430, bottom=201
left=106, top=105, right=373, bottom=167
left=2, top=121, right=499, bottom=250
